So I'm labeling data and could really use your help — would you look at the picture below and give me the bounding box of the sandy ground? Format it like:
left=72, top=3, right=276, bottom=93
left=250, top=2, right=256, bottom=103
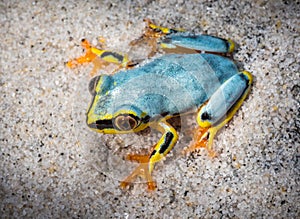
left=1, top=0, right=299, bottom=218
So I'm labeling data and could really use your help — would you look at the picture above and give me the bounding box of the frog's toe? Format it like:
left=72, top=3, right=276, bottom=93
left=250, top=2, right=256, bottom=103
left=66, top=60, right=77, bottom=68
left=146, top=180, right=157, bottom=191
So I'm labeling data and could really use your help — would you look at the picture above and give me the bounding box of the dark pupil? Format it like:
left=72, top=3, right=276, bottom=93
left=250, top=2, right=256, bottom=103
left=118, top=116, right=135, bottom=130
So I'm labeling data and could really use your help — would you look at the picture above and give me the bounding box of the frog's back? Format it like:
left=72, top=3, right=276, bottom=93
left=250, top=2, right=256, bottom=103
left=111, top=53, right=238, bottom=116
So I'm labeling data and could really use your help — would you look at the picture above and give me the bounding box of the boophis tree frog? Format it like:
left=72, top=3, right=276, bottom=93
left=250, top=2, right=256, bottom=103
left=67, top=20, right=253, bottom=190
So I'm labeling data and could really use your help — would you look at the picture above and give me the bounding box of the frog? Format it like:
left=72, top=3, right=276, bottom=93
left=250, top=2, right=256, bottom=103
left=67, top=20, right=253, bottom=190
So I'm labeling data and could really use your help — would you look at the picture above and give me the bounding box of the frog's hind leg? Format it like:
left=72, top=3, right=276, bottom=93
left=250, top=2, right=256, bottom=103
left=130, top=19, right=171, bottom=46
left=130, top=19, right=184, bottom=58
left=183, top=71, right=253, bottom=157
left=160, top=34, right=235, bottom=55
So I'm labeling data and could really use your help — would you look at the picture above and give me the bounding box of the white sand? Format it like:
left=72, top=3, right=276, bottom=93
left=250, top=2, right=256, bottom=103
left=1, top=0, right=299, bottom=218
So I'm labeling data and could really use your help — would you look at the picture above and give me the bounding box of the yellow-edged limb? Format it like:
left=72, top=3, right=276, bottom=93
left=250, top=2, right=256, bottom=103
left=184, top=71, right=253, bottom=157
left=120, top=120, right=178, bottom=191
left=148, top=121, right=178, bottom=172
left=90, top=47, right=129, bottom=67
left=66, top=39, right=131, bottom=76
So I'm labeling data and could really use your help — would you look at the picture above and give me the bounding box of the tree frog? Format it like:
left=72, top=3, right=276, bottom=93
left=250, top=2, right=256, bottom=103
left=67, top=20, right=253, bottom=190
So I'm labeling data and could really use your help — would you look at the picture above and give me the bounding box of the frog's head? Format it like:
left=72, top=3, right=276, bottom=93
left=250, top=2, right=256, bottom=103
left=86, top=75, right=150, bottom=134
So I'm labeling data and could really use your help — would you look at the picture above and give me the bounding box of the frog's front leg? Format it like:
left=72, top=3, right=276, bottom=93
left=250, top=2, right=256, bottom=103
left=67, top=39, right=130, bottom=76
left=120, top=120, right=178, bottom=191
left=184, top=71, right=253, bottom=157
left=66, top=39, right=98, bottom=69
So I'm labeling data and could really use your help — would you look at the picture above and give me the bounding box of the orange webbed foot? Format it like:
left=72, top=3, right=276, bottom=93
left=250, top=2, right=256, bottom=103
left=67, top=39, right=130, bottom=77
left=120, top=154, right=156, bottom=191
left=182, top=127, right=217, bottom=158
left=66, top=39, right=98, bottom=69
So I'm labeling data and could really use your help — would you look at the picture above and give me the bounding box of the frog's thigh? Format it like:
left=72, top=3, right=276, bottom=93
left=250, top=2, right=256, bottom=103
left=197, top=71, right=253, bottom=137
left=160, top=35, right=235, bottom=53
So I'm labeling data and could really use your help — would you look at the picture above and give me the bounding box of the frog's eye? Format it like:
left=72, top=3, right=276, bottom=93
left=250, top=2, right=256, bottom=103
left=114, top=114, right=139, bottom=131
left=88, top=76, right=100, bottom=95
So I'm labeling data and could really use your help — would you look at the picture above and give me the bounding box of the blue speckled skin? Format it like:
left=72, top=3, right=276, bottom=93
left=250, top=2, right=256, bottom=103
left=89, top=53, right=239, bottom=121
left=161, top=33, right=232, bottom=53
left=83, top=23, right=253, bottom=189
